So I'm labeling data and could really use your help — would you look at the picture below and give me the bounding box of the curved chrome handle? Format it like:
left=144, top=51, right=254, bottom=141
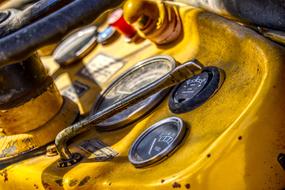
left=55, top=59, right=203, bottom=167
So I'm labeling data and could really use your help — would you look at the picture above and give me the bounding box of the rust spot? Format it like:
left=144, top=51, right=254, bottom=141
left=22, top=138, right=35, bottom=149
left=79, top=176, right=91, bottom=187
left=275, top=172, right=278, bottom=176
left=43, top=182, right=52, bottom=190
left=185, top=184, right=191, bottom=189
left=172, top=182, right=181, bottom=188
left=207, top=154, right=211, bottom=158
left=69, top=179, right=78, bottom=187
left=278, top=153, right=285, bottom=170
left=238, top=136, right=242, bottom=140
left=55, top=179, right=63, bottom=187
left=161, top=179, right=165, bottom=183
left=0, top=170, right=8, bottom=182
left=34, top=184, right=39, bottom=189
left=109, top=182, right=112, bottom=186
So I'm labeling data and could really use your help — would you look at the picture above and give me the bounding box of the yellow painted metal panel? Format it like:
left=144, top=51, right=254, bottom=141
left=0, top=6, right=284, bottom=190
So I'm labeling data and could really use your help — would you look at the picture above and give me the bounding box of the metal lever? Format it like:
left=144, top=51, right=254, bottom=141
left=55, top=60, right=203, bottom=167
left=0, top=0, right=123, bottom=66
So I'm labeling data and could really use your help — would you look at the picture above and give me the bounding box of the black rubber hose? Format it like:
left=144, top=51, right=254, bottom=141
left=0, top=0, right=123, bottom=66
left=224, top=0, right=285, bottom=31
left=0, top=0, right=72, bottom=38
left=17, top=0, right=73, bottom=33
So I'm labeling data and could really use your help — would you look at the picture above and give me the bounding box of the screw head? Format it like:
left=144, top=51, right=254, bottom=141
left=46, top=144, right=58, bottom=157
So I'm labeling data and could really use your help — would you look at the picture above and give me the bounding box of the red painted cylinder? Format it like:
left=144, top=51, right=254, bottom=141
left=108, top=9, right=137, bottom=38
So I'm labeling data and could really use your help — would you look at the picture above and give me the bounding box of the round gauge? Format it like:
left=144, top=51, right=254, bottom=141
left=91, top=55, right=176, bottom=131
left=53, top=26, right=97, bottom=66
left=169, top=66, right=225, bottom=114
left=128, top=117, right=186, bottom=168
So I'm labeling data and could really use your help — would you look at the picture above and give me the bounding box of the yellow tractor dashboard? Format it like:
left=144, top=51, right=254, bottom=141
left=0, top=0, right=284, bottom=189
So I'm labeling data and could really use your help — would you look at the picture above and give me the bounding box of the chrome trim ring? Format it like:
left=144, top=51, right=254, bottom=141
left=128, top=117, right=186, bottom=168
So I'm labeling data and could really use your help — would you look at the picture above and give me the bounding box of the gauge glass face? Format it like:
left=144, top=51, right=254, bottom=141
left=93, top=57, right=175, bottom=129
left=135, top=122, right=178, bottom=161
left=174, top=72, right=209, bottom=103
left=54, top=26, right=97, bottom=64
left=99, top=59, right=173, bottom=106
left=129, top=117, right=186, bottom=167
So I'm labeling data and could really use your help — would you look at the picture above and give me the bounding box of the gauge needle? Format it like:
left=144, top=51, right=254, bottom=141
left=148, top=138, right=157, bottom=155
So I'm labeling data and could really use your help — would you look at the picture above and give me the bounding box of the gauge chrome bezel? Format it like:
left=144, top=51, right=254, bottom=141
left=91, top=55, right=177, bottom=131
left=53, top=26, right=97, bottom=65
left=128, top=117, right=186, bottom=168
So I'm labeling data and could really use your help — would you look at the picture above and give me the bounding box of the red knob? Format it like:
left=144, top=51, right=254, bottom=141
left=108, top=9, right=137, bottom=38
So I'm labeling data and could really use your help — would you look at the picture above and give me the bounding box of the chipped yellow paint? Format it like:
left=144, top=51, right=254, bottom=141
left=0, top=96, right=79, bottom=162
left=0, top=83, right=63, bottom=135
left=0, top=81, right=79, bottom=162
left=1, top=5, right=285, bottom=190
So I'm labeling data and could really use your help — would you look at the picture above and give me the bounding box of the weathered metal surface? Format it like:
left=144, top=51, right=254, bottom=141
left=0, top=2, right=284, bottom=190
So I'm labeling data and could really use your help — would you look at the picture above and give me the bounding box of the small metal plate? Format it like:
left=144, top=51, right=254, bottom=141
left=61, top=80, right=89, bottom=102
left=129, top=117, right=186, bottom=168
left=77, top=53, right=124, bottom=85
left=79, top=139, right=118, bottom=161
